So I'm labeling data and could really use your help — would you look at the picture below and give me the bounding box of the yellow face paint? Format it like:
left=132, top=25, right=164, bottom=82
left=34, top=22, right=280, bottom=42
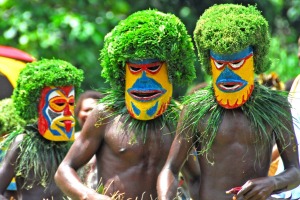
left=125, top=60, right=172, bottom=120
left=210, top=47, right=254, bottom=109
left=38, top=86, right=75, bottom=141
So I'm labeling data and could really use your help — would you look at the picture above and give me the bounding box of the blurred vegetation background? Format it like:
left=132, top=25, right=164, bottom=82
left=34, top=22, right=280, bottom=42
left=1, top=0, right=299, bottom=98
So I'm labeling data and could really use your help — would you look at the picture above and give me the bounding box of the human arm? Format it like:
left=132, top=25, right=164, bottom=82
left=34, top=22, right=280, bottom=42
left=54, top=106, right=112, bottom=200
left=157, top=109, right=201, bottom=200
left=0, top=134, right=23, bottom=198
left=236, top=120, right=300, bottom=199
left=179, top=147, right=200, bottom=199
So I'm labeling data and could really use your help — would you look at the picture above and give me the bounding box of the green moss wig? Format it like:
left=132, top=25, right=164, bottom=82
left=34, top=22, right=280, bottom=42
left=12, top=59, right=84, bottom=122
left=0, top=98, right=25, bottom=136
left=194, top=4, right=270, bottom=75
left=100, top=9, right=196, bottom=91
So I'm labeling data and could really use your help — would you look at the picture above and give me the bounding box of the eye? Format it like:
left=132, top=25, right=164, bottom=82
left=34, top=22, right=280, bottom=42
left=129, top=66, right=141, bottom=73
left=147, top=65, right=161, bottom=73
left=214, top=60, right=224, bottom=69
left=69, top=98, right=75, bottom=106
left=230, top=60, right=244, bottom=69
left=56, top=102, right=65, bottom=106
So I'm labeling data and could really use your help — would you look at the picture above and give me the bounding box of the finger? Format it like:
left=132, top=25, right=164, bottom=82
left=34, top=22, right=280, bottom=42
left=226, top=186, right=242, bottom=194
left=236, top=182, right=253, bottom=197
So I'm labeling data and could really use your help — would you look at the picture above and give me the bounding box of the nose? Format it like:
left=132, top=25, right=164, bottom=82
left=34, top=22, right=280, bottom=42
left=63, top=104, right=72, bottom=116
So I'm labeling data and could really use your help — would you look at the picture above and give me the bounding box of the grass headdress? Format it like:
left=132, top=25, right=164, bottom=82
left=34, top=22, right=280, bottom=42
left=12, top=59, right=84, bottom=122
left=194, top=4, right=270, bottom=75
left=100, top=9, right=196, bottom=91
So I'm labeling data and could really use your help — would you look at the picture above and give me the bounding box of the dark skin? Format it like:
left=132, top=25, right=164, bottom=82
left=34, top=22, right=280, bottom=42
left=0, top=134, right=18, bottom=200
left=157, top=107, right=300, bottom=200
left=55, top=104, right=200, bottom=200
left=0, top=134, right=65, bottom=200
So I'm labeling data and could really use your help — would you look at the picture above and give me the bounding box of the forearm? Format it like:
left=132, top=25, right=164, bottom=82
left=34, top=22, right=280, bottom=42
left=54, top=164, right=98, bottom=200
left=185, top=176, right=200, bottom=200
left=157, top=168, right=179, bottom=200
left=272, top=166, right=300, bottom=193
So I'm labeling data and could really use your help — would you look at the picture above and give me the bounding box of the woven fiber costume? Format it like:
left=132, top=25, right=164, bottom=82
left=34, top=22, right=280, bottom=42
left=181, top=4, right=292, bottom=159
left=99, top=9, right=196, bottom=139
left=0, top=59, right=83, bottom=188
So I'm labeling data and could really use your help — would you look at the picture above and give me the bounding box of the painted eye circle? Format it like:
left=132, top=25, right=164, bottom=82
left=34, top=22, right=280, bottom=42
left=214, top=60, right=224, bottom=69
left=230, top=60, right=244, bottom=69
left=129, top=66, right=142, bottom=73
left=147, top=65, right=161, bottom=73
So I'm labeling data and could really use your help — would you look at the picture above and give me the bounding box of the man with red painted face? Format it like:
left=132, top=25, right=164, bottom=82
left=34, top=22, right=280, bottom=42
left=157, top=4, right=300, bottom=200
left=55, top=10, right=200, bottom=200
left=0, top=59, right=83, bottom=200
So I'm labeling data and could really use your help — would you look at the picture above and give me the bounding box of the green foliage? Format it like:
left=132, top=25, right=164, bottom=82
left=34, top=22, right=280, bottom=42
left=267, top=37, right=300, bottom=83
left=0, top=0, right=299, bottom=97
left=0, top=0, right=129, bottom=90
left=0, top=98, right=25, bottom=136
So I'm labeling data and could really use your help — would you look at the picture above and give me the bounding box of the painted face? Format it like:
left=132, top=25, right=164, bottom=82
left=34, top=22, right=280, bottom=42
left=210, top=46, right=254, bottom=109
left=38, top=86, right=75, bottom=141
left=125, top=59, right=173, bottom=120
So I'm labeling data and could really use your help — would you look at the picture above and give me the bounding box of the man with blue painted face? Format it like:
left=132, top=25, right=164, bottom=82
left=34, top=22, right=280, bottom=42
left=157, top=4, right=300, bottom=200
left=55, top=9, right=200, bottom=200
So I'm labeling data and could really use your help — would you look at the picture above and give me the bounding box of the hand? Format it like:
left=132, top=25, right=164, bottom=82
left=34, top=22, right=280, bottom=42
left=235, top=177, right=275, bottom=200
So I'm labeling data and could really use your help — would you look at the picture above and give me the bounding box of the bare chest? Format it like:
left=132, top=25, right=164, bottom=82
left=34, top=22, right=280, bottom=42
left=102, top=119, right=175, bottom=163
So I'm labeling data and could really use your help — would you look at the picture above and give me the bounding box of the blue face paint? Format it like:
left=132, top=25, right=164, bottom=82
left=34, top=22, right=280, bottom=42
left=210, top=46, right=255, bottom=109
left=42, top=88, right=74, bottom=138
left=125, top=59, right=173, bottom=120
left=131, top=102, right=141, bottom=116
left=127, top=71, right=166, bottom=102
left=210, top=46, right=253, bottom=61
left=128, top=58, right=160, bottom=64
left=146, top=101, right=158, bottom=116
left=42, top=88, right=63, bottom=136
left=216, top=67, right=247, bottom=92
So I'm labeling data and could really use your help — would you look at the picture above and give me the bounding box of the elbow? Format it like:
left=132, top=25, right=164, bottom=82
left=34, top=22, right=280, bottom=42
left=54, top=164, right=63, bottom=186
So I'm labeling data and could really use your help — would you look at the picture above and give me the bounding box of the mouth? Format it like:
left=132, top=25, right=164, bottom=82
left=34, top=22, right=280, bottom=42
left=217, top=81, right=245, bottom=92
left=129, top=90, right=163, bottom=101
left=57, top=119, right=74, bottom=133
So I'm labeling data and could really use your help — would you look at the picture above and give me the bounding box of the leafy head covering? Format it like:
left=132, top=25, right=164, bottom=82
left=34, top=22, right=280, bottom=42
left=100, top=9, right=196, bottom=91
left=0, top=98, right=25, bottom=136
left=12, top=59, right=84, bottom=122
left=194, top=4, right=270, bottom=75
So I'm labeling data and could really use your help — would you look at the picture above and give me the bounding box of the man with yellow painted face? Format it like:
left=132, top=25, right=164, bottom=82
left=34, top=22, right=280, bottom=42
left=55, top=9, right=200, bottom=200
left=0, top=59, right=83, bottom=199
left=157, top=4, right=300, bottom=200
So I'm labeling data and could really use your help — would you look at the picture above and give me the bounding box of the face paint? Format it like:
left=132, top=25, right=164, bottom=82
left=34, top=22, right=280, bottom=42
left=125, top=59, right=173, bottom=120
left=38, top=86, right=75, bottom=141
left=210, top=46, right=254, bottom=109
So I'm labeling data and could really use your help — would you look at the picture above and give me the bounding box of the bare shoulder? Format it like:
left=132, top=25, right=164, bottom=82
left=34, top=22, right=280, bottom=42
left=90, top=103, right=113, bottom=121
